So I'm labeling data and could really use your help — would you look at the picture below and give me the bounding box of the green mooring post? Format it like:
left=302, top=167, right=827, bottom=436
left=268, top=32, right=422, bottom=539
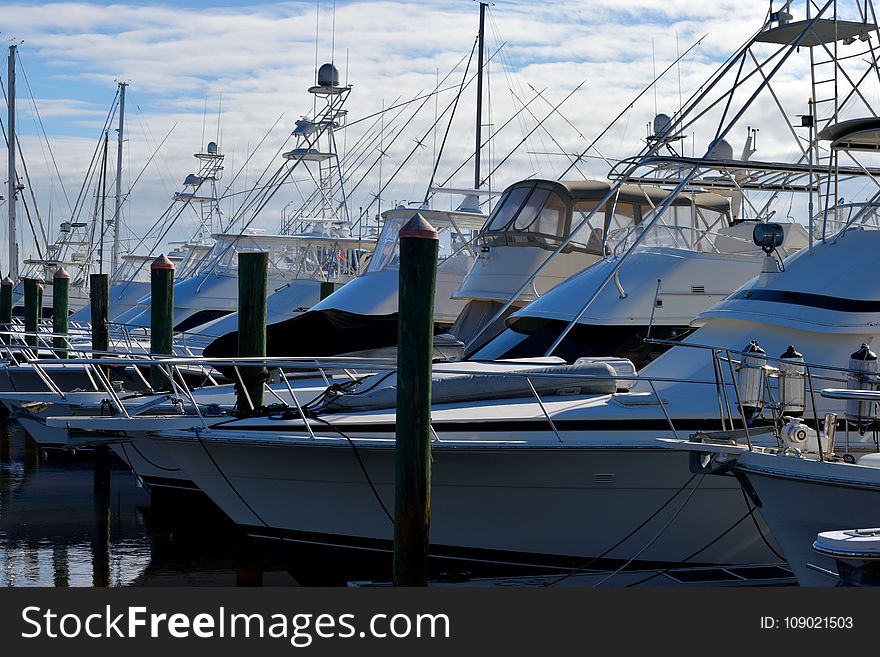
left=150, top=254, right=175, bottom=390
left=52, top=268, right=70, bottom=357
left=89, top=273, right=109, bottom=377
left=23, top=277, right=40, bottom=348
left=320, top=281, right=337, bottom=300
left=237, top=251, right=268, bottom=414
left=393, top=214, right=438, bottom=588
left=0, top=276, right=13, bottom=344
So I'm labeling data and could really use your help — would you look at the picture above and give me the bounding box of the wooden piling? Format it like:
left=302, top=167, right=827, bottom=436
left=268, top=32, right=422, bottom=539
left=320, top=281, right=337, bottom=300
left=52, top=267, right=70, bottom=357
left=392, top=214, right=438, bottom=587
left=150, top=254, right=175, bottom=390
left=0, top=276, right=13, bottom=344
left=92, top=443, right=111, bottom=588
left=237, top=251, right=268, bottom=414
left=23, top=277, right=40, bottom=348
left=90, top=273, right=109, bottom=377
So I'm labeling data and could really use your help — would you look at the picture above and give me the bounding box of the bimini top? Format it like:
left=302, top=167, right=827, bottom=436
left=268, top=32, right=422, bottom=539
left=554, top=180, right=729, bottom=211
left=817, top=117, right=880, bottom=152
left=481, top=179, right=730, bottom=257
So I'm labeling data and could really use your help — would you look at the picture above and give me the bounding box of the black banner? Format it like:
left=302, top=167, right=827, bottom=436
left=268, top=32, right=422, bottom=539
left=0, top=587, right=874, bottom=655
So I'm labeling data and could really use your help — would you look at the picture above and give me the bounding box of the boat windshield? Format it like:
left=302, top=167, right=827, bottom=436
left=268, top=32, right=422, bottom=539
left=606, top=203, right=731, bottom=254
left=367, top=215, right=407, bottom=272
left=813, top=202, right=880, bottom=239
left=568, top=199, right=637, bottom=254
left=484, top=183, right=566, bottom=239
left=366, top=215, right=475, bottom=273
left=481, top=180, right=688, bottom=255
left=467, top=316, right=691, bottom=368
left=207, top=234, right=367, bottom=281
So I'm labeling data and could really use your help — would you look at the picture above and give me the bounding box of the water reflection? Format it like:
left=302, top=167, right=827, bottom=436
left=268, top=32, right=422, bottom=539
left=0, top=422, right=298, bottom=587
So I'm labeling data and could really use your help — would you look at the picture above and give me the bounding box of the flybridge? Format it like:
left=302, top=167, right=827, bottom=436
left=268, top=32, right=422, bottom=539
left=610, top=155, right=880, bottom=193
left=755, top=18, right=875, bottom=46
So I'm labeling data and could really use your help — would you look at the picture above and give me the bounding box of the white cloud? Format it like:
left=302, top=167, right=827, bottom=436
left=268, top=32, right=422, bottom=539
left=1, top=0, right=878, bottom=270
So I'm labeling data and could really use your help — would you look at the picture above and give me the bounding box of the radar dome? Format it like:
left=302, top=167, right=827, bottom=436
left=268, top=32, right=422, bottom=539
left=707, top=138, right=734, bottom=160
left=317, top=63, right=340, bottom=88
left=653, top=113, right=672, bottom=136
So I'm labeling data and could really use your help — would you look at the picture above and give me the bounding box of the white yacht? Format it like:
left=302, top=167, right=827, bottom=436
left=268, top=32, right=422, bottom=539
left=110, top=61, right=368, bottom=336
left=119, top=229, right=371, bottom=334
left=42, top=176, right=762, bottom=495
left=198, top=200, right=486, bottom=359
left=144, top=1, right=880, bottom=568
left=71, top=139, right=225, bottom=325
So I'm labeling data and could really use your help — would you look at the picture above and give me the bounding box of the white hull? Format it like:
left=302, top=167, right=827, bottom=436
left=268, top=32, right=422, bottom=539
left=110, top=437, right=197, bottom=492
left=152, top=433, right=779, bottom=567
left=734, top=452, right=880, bottom=586
left=17, top=415, right=70, bottom=446
left=0, top=363, right=153, bottom=394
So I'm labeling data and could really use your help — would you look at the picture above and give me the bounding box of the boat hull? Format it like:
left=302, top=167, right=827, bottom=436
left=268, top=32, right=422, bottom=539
left=735, top=453, right=880, bottom=586
left=151, top=435, right=780, bottom=568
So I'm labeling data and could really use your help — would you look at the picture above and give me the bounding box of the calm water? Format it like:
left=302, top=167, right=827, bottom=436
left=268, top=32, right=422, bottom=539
left=0, top=420, right=397, bottom=587
left=0, top=421, right=800, bottom=589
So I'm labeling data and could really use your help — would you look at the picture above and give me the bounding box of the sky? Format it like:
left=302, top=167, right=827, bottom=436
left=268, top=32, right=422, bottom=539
left=2, top=0, right=880, bottom=275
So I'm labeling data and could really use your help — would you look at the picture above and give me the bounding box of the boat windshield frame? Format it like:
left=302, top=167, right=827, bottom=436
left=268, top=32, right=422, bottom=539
left=365, top=207, right=486, bottom=274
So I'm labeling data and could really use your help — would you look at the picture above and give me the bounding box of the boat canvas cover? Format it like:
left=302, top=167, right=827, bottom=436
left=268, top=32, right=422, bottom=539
left=203, top=308, right=447, bottom=359
left=318, top=361, right=618, bottom=412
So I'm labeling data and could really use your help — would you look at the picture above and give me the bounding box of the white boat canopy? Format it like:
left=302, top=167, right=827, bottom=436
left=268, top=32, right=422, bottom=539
left=817, top=117, right=880, bottom=152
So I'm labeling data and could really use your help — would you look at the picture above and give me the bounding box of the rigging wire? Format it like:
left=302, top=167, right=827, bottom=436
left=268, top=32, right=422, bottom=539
left=195, top=428, right=271, bottom=528
left=312, top=416, right=394, bottom=523
left=423, top=36, right=478, bottom=204
left=623, top=484, right=786, bottom=587
left=542, top=473, right=699, bottom=586
left=16, top=53, right=72, bottom=215
left=510, top=87, right=590, bottom=179
left=556, top=33, right=706, bottom=180
left=589, top=475, right=705, bottom=587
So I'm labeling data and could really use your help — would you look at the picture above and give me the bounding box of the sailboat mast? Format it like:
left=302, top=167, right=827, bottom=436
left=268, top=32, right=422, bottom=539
left=7, top=45, right=18, bottom=281
left=97, top=131, right=109, bottom=274
left=111, top=81, right=126, bottom=279
left=474, top=1, right=487, bottom=191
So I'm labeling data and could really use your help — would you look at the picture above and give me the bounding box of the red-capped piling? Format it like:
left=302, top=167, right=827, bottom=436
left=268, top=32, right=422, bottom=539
left=23, top=277, right=41, bottom=348
left=150, top=254, right=175, bottom=390
left=393, top=214, right=439, bottom=587
left=52, top=267, right=70, bottom=357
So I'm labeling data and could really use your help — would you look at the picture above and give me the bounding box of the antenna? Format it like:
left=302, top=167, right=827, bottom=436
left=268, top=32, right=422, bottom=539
left=200, top=95, right=207, bottom=150
left=111, top=81, right=127, bottom=278
left=215, top=92, right=222, bottom=148
left=7, top=43, right=18, bottom=280
left=331, top=0, right=336, bottom=67
left=475, top=1, right=489, bottom=190
left=313, top=0, right=320, bottom=116
left=652, top=37, right=658, bottom=117
left=676, top=31, right=683, bottom=118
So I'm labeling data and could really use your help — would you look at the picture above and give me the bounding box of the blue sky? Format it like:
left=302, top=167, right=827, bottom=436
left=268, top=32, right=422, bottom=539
left=4, top=0, right=877, bottom=272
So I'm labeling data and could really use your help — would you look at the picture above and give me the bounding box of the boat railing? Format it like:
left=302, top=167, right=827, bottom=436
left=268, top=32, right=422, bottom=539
left=0, top=346, right=737, bottom=446
left=645, top=336, right=880, bottom=458
left=813, top=201, right=880, bottom=241
left=8, top=333, right=876, bottom=451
